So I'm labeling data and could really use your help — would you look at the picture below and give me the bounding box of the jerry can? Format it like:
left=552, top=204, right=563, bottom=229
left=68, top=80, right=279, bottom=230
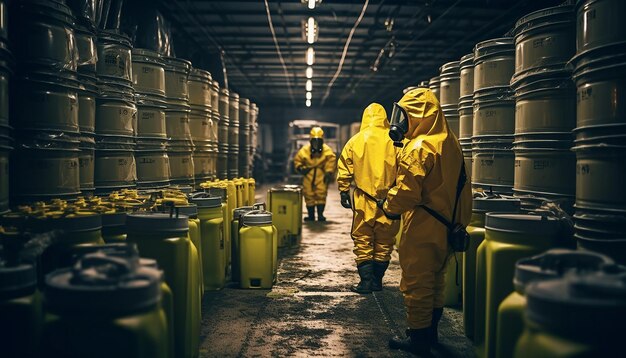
left=239, top=211, right=274, bottom=289
left=268, top=186, right=300, bottom=247
left=191, top=194, right=226, bottom=290
left=281, top=184, right=303, bottom=244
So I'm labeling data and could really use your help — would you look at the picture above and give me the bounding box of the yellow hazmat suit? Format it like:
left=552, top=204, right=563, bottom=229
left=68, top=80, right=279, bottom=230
left=294, top=128, right=337, bottom=207
left=337, top=103, right=400, bottom=265
left=383, top=88, right=472, bottom=329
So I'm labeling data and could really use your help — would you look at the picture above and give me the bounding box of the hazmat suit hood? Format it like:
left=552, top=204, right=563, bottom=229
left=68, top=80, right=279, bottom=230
left=395, top=88, right=450, bottom=141
left=359, top=103, right=390, bottom=131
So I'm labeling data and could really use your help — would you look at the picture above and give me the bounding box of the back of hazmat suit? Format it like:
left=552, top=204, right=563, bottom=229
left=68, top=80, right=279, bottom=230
left=294, top=127, right=337, bottom=221
left=384, top=88, right=472, bottom=354
left=336, top=103, right=400, bottom=293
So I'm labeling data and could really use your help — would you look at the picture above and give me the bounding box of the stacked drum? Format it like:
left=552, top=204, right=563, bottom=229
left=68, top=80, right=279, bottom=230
left=428, top=76, right=441, bottom=101
left=511, top=5, right=576, bottom=213
left=11, top=1, right=82, bottom=202
left=439, top=61, right=461, bottom=137
left=188, top=68, right=214, bottom=185
left=570, top=0, right=626, bottom=264
left=238, top=98, right=251, bottom=178
left=165, top=65, right=194, bottom=187
left=471, top=38, right=516, bottom=194
left=459, top=53, right=474, bottom=176
left=94, top=30, right=137, bottom=194
left=217, top=88, right=230, bottom=179
left=133, top=49, right=169, bottom=189
left=227, top=91, right=240, bottom=179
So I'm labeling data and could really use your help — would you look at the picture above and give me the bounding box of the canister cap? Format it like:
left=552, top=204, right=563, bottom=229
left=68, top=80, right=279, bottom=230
left=233, top=206, right=254, bottom=220
left=514, top=249, right=614, bottom=294
left=190, top=193, right=222, bottom=208
left=473, top=197, right=521, bottom=214
left=525, top=265, right=626, bottom=338
left=0, top=264, right=37, bottom=300
left=45, top=254, right=161, bottom=316
left=242, top=211, right=272, bottom=226
left=69, top=243, right=140, bottom=267
left=485, top=213, right=560, bottom=234
left=126, top=213, right=189, bottom=234
left=175, top=204, right=198, bottom=218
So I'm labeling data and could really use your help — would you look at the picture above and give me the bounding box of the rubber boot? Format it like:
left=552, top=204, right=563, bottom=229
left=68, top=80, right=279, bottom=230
left=389, top=328, right=432, bottom=356
left=304, top=206, right=315, bottom=221
left=371, top=261, right=389, bottom=291
left=429, top=307, right=443, bottom=345
left=350, top=261, right=373, bottom=294
left=316, top=204, right=326, bottom=221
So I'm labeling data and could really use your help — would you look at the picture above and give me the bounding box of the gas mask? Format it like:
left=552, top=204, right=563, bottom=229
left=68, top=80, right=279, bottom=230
left=310, top=138, right=323, bottom=154
left=389, top=102, right=409, bottom=148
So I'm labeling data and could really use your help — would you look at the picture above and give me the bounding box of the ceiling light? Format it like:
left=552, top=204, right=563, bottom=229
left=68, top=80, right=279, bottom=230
left=306, top=79, right=312, bottom=91
left=308, top=0, right=315, bottom=9
left=305, top=17, right=317, bottom=44
left=306, top=47, right=315, bottom=65
left=301, top=0, right=322, bottom=9
left=306, top=92, right=312, bottom=100
left=306, top=99, right=312, bottom=107
left=306, top=66, right=313, bottom=79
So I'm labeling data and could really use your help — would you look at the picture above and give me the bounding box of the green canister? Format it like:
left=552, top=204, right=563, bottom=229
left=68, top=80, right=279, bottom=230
left=41, top=254, right=168, bottom=358
left=126, top=212, right=200, bottom=358
left=514, top=265, right=626, bottom=357
left=191, top=195, right=226, bottom=290
left=496, top=249, right=613, bottom=358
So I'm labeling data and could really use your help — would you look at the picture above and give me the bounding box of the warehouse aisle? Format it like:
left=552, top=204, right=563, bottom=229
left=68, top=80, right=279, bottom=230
left=199, top=184, right=473, bottom=357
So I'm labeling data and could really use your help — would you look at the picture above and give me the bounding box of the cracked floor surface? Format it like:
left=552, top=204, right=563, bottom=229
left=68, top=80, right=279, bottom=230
left=200, top=184, right=474, bottom=357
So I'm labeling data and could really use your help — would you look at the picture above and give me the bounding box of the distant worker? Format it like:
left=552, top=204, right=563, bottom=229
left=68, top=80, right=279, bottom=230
left=379, top=89, right=471, bottom=355
left=336, top=103, right=399, bottom=294
left=294, top=127, right=337, bottom=221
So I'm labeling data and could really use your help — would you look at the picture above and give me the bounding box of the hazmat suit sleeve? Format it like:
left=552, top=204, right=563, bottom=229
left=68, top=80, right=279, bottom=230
left=336, top=140, right=354, bottom=192
left=383, top=148, right=434, bottom=216
left=323, top=145, right=337, bottom=174
left=294, top=146, right=308, bottom=171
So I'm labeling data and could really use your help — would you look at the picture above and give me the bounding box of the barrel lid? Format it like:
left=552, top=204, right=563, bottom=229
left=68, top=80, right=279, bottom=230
left=270, top=186, right=300, bottom=193
left=69, top=243, right=139, bottom=267
left=173, top=204, right=198, bottom=218
left=233, top=206, right=254, bottom=220
left=101, top=212, right=126, bottom=228
left=474, top=37, right=514, bottom=62
left=229, top=91, right=239, bottom=101
left=242, top=211, right=272, bottom=226
left=525, top=265, right=626, bottom=338
left=98, top=30, right=132, bottom=48
left=428, top=76, right=440, bottom=85
left=514, top=4, right=574, bottom=38
left=473, top=197, right=521, bottom=214
left=44, top=253, right=161, bottom=315
left=219, top=88, right=230, bottom=97
left=440, top=61, right=460, bottom=75
left=136, top=94, right=167, bottom=107
left=190, top=68, right=212, bottom=82
left=32, top=213, right=102, bottom=233
left=212, top=80, right=220, bottom=89
left=163, top=57, right=192, bottom=72
left=190, top=194, right=222, bottom=208
left=0, top=264, right=37, bottom=299
left=514, top=249, right=614, bottom=294
left=485, top=213, right=560, bottom=234
left=126, top=213, right=189, bottom=234
left=131, top=48, right=163, bottom=64
left=460, top=53, right=474, bottom=69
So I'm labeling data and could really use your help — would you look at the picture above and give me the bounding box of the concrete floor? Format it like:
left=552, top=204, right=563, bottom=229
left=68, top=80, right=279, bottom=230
left=199, top=184, right=474, bottom=357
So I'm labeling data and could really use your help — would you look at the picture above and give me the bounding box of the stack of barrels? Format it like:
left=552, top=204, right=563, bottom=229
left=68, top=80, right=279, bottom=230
left=570, top=0, right=626, bottom=264
left=439, top=61, right=461, bottom=137
left=238, top=98, right=251, bottom=177
left=188, top=68, right=215, bottom=185
left=227, top=91, right=240, bottom=179
left=94, top=30, right=137, bottom=194
left=458, top=53, right=474, bottom=175
left=511, top=5, right=576, bottom=212
left=217, top=88, right=230, bottom=179
left=429, top=76, right=441, bottom=101
left=471, top=38, right=516, bottom=195
left=11, top=0, right=83, bottom=202
left=132, top=49, right=169, bottom=189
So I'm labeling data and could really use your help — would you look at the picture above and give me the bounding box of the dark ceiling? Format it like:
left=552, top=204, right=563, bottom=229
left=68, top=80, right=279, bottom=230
left=159, top=0, right=563, bottom=109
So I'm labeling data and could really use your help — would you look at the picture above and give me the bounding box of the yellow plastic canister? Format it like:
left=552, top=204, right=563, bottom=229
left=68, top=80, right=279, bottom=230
left=231, top=206, right=255, bottom=283
left=191, top=195, right=226, bottom=290
left=247, top=178, right=256, bottom=204
left=176, top=204, right=204, bottom=294
left=496, top=249, right=613, bottom=358
left=268, top=186, right=300, bottom=248
left=125, top=212, right=200, bottom=358
left=464, top=197, right=521, bottom=339
left=41, top=254, right=168, bottom=358
left=239, top=211, right=274, bottom=289
left=474, top=213, right=561, bottom=358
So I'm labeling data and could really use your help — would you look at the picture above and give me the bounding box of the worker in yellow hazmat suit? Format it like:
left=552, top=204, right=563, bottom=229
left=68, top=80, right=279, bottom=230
left=336, top=103, right=400, bottom=294
left=379, top=88, right=472, bottom=355
left=294, top=127, right=337, bottom=221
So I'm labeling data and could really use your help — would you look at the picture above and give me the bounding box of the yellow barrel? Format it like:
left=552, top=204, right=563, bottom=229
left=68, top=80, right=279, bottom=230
left=514, top=265, right=626, bottom=358
left=96, top=81, right=137, bottom=138
left=496, top=249, right=612, bottom=358
left=163, top=57, right=191, bottom=102
left=131, top=49, right=165, bottom=97
left=231, top=206, right=256, bottom=283
left=247, top=178, right=256, bottom=205
left=0, top=260, right=42, bottom=358
left=191, top=195, right=226, bottom=290
left=41, top=254, right=168, bottom=358
left=188, top=69, right=212, bottom=109
left=239, top=211, right=274, bottom=289
left=126, top=212, right=200, bottom=358
left=281, top=184, right=303, bottom=243
left=463, top=196, right=521, bottom=340
left=268, top=186, right=300, bottom=248
left=96, top=30, right=132, bottom=84
left=474, top=213, right=561, bottom=358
